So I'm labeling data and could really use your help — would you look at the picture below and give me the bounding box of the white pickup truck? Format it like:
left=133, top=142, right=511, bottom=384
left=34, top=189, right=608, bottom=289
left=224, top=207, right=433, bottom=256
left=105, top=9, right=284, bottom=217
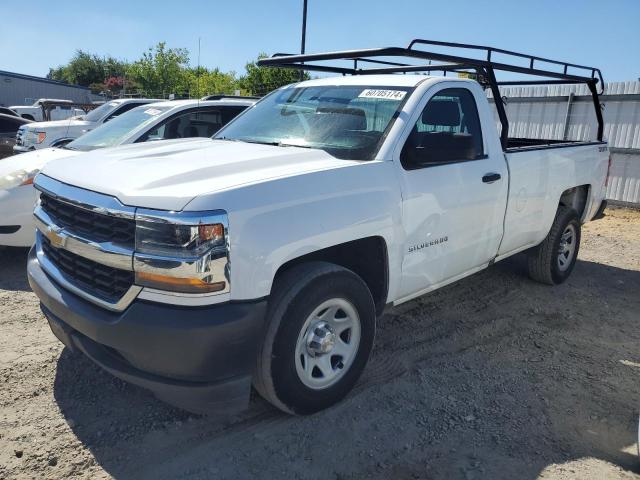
left=28, top=41, right=609, bottom=416
left=13, top=98, right=158, bottom=152
left=9, top=99, right=85, bottom=122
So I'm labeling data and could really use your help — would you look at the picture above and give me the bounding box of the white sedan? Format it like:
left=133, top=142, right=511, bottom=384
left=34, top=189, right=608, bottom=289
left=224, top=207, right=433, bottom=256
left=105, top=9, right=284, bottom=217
left=0, top=97, right=256, bottom=247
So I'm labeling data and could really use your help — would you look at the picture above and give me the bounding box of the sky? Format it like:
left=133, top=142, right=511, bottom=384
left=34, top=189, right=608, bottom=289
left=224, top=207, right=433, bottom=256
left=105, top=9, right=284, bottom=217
left=0, top=0, right=638, bottom=82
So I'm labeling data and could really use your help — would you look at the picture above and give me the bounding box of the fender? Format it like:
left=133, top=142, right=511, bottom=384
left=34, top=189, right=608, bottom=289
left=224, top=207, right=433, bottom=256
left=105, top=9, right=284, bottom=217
left=185, top=160, right=405, bottom=302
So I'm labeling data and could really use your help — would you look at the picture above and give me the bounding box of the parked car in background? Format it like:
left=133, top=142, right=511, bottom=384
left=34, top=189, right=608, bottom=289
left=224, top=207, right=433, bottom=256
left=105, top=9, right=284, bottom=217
left=202, top=94, right=261, bottom=101
left=13, top=98, right=160, bottom=153
left=0, top=97, right=256, bottom=247
left=0, top=114, right=32, bottom=160
left=26, top=41, right=609, bottom=416
left=0, top=107, right=18, bottom=117
left=9, top=99, right=84, bottom=122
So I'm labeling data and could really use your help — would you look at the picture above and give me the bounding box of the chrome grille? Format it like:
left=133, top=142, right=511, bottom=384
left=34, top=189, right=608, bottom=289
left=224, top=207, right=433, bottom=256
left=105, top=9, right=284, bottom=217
left=41, top=235, right=134, bottom=302
left=40, top=193, right=135, bottom=246
left=15, top=128, right=24, bottom=146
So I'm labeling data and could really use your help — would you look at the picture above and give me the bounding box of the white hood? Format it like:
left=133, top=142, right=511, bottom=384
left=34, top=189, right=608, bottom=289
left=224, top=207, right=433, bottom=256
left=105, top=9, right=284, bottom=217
left=40, top=138, right=359, bottom=210
left=0, top=147, right=82, bottom=177
left=24, top=118, right=93, bottom=131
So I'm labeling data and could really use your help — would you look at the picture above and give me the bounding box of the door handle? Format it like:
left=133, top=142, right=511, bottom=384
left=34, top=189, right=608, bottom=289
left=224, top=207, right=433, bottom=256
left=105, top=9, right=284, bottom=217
left=482, top=173, right=501, bottom=184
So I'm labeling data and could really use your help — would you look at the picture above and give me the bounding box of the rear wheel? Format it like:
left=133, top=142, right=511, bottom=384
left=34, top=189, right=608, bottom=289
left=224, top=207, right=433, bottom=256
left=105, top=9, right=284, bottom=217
left=527, top=206, right=581, bottom=285
left=253, top=261, right=376, bottom=415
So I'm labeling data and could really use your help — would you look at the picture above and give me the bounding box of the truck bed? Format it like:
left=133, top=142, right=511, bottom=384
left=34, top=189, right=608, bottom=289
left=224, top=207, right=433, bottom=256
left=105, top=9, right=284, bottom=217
left=497, top=141, right=609, bottom=259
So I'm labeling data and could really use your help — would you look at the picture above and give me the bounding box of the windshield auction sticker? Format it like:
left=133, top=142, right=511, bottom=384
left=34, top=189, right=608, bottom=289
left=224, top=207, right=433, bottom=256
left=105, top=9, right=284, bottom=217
left=358, top=89, right=407, bottom=100
left=144, top=108, right=162, bottom=116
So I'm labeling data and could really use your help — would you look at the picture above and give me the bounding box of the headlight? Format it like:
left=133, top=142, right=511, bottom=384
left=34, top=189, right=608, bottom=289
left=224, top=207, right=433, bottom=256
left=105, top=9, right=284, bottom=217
left=0, top=169, right=39, bottom=190
left=24, top=131, right=46, bottom=145
left=135, top=221, right=224, bottom=258
left=133, top=210, right=229, bottom=294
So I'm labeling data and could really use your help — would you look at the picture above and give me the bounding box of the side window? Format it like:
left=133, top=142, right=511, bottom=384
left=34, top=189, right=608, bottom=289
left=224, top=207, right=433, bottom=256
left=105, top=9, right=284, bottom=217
left=142, top=110, right=224, bottom=141
left=401, top=88, right=484, bottom=169
left=182, top=110, right=223, bottom=137
left=105, top=103, right=142, bottom=123
left=220, top=106, right=248, bottom=128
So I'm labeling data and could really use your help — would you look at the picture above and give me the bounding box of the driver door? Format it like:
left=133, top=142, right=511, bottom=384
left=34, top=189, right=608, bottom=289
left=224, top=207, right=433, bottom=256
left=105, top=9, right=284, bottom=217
left=395, top=84, right=508, bottom=301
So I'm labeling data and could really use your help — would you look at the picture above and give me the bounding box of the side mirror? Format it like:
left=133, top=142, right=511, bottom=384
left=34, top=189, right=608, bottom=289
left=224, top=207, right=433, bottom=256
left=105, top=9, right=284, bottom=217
left=402, top=132, right=477, bottom=167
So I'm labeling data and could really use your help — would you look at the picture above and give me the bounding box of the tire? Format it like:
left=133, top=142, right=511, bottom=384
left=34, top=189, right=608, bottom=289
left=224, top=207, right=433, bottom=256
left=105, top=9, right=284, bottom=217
left=527, top=206, right=581, bottom=285
left=253, top=261, right=376, bottom=415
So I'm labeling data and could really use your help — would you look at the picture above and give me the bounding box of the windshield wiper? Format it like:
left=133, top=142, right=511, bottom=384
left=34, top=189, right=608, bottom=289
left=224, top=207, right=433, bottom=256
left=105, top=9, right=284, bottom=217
left=238, top=139, right=316, bottom=149
left=217, top=137, right=316, bottom=149
left=240, top=139, right=281, bottom=146
left=280, top=142, right=314, bottom=149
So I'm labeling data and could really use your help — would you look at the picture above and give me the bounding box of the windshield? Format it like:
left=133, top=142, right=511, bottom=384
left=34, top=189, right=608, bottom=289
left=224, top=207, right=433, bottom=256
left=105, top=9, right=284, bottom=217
left=84, top=101, right=121, bottom=122
left=66, top=105, right=170, bottom=151
left=214, top=85, right=411, bottom=160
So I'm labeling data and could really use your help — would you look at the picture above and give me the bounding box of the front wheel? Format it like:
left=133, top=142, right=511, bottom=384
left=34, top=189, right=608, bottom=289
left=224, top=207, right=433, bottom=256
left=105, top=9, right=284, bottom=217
left=527, top=206, right=581, bottom=285
left=253, top=262, right=376, bottom=415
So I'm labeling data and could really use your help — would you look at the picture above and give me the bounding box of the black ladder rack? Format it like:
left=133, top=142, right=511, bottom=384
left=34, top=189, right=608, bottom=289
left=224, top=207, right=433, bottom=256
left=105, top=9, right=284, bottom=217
left=257, top=39, right=604, bottom=148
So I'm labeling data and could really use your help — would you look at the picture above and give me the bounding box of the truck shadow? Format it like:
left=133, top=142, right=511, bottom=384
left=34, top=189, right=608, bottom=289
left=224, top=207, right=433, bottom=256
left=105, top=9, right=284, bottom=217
left=52, top=257, right=640, bottom=479
left=0, top=247, right=31, bottom=292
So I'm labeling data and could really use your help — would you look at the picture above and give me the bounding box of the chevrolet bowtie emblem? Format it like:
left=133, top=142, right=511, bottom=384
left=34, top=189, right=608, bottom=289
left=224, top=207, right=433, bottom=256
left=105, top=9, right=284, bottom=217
left=46, top=225, right=66, bottom=248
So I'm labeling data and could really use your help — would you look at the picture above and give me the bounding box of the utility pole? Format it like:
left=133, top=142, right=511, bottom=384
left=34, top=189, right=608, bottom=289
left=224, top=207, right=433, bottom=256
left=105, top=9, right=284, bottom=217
left=299, top=0, right=308, bottom=81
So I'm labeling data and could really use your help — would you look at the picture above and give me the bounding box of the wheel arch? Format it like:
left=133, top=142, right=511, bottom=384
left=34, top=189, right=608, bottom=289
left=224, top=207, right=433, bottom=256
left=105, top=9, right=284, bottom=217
left=271, top=236, right=390, bottom=316
left=50, top=137, right=75, bottom=148
left=558, top=184, right=590, bottom=222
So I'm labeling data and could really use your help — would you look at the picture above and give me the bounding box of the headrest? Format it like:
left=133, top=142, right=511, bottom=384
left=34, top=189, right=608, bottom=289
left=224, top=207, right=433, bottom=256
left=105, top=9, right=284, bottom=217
left=422, top=99, right=460, bottom=127
left=316, top=107, right=367, bottom=130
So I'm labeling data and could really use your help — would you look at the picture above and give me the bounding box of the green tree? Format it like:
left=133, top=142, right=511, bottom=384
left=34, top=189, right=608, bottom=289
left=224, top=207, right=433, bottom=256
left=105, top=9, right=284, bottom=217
left=238, top=54, right=309, bottom=96
left=177, top=67, right=238, bottom=98
left=127, top=42, right=190, bottom=97
left=47, top=50, right=127, bottom=87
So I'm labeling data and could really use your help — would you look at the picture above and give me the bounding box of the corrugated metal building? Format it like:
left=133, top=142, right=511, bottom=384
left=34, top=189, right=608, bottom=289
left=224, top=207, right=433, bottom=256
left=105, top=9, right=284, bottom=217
left=0, top=70, right=95, bottom=107
left=490, top=81, right=640, bottom=206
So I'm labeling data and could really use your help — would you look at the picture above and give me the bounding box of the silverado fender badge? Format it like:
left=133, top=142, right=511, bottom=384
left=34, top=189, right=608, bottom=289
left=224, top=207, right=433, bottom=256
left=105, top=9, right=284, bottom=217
left=408, top=236, right=448, bottom=253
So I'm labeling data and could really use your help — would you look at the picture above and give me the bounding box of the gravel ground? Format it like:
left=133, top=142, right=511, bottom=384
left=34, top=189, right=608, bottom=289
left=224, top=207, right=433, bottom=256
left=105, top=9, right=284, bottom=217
left=1, top=207, right=639, bottom=480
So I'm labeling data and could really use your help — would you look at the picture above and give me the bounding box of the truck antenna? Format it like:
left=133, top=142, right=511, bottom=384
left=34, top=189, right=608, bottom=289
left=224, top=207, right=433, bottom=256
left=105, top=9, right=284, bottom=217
left=197, top=37, right=202, bottom=105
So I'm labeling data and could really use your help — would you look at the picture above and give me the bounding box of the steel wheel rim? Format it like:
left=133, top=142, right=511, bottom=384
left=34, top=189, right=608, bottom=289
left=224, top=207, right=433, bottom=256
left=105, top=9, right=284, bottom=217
left=294, top=298, right=361, bottom=390
left=557, top=224, right=577, bottom=272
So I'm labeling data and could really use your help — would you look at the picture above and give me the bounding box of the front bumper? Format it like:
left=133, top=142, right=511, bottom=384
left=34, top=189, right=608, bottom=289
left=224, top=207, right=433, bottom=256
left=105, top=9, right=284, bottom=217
left=12, top=144, right=33, bottom=153
left=27, top=247, right=267, bottom=414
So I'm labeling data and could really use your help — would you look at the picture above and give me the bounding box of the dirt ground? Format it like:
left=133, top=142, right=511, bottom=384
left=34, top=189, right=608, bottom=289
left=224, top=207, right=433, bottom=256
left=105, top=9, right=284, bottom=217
left=1, top=207, right=639, bottom=480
